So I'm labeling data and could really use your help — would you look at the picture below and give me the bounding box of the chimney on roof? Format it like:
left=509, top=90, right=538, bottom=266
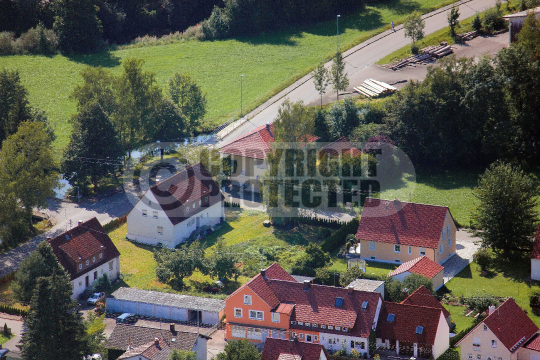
left=303, top=280, right=310, bottom=291
left=261, top=269, right=266, bottom=279
left=488, top=305, right=496, bottom=315
left=266, top=122, right=270, bottom=131
left=154, top=338, right=159, bottom=347
left=402, top=288, right=409, bottom=301
left=78, top=220, right=83, bottom=226
left=347, top=286, right=354, bottom=295
left=170, top=323, right=176, bottom=334
left=46, top=237, right=52, bottom=241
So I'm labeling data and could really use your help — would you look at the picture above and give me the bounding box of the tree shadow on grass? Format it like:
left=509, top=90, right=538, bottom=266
left=372, top=0, right=423, bottom=15
left=415, top=169, right=482, bottom=191
left=490, top=253, right=531, bottom=282
left=454, top=264, right=473, bottom=279
left=66, top=50, right=121, bottom=68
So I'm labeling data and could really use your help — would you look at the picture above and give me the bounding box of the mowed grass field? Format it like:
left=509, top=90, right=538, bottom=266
left=0, top=0, right=458, bottom=156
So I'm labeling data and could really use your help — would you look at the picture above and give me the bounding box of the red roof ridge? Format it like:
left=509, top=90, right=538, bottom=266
left=365, top=197, right=450, bottom=209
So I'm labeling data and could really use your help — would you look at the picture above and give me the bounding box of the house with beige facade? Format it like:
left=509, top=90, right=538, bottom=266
left=388, top=256, right=445, bottom=290
left=456, top=298, right=539, bottom=360
left=356, top=198, right=457, bottom=265
left=126, top=163, right=224, bottom=249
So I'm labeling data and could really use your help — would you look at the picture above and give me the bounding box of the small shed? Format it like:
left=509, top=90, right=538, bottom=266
left=347, top=279, right=385, bottom=296
left=503, top=7, right=540, bottom=42
left=107, top=288, right=225, bottom=325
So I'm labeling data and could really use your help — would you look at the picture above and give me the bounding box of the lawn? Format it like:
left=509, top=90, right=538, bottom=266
left=0, top=0, right=460, bottom=157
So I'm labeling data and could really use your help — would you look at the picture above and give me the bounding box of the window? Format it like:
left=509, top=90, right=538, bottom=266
left=449, top=236, right=452, bottom=247
left=394, top=259, right=400, bottom=263
left=205, top=196, right=208, bottom=202
left=306, top=334, right=312, bottom=342
left=244, top=295, right=252, bottom=305
left=79, top=264, right=82, bottom=269
left=328, top=325, right=333, bottom=330
left=415, top=326, right=423, bottom=334
left=157, top=226, right=163, bottom=235
left=387, top=314, right=395, bottom=322
left=419, top=247, right=426, bottom=256
left=335, top=326, right=341, bottom=331
left=321, top=325, right=326, bottom=329
left=272, top=313, right=280, bottom=323
left=187, top=207, right=190, bottom=213
left=343, top=327, right=347, bottom=332
left=491, top=340, right=497, bottom=348
left=231, top=325, right=245, bottom=338
left=467, top=355, right=473, bottom=360
left=142, top=209, right=147, bottom=217
left=247, top=327, right=262, bottom=340
left=249, top=310, right=264, bottom=320
left=408, top=246, right=412, bottom=254
left=299, top=333, right=304, bottom=339
left=298, top=322, right=304, bottom=326
left=234, top=308, right=242, bottom=318
left=369, top=241, right=376, bottom=250
left=86, top=260, right=89, bottom=266
left=483, top=324, right=487, bottom=331
left=193, top=203, right=195, bottom=209
left=153, top=211, right=158, bottom=219
left=199, top=200, right=201, bottom=205
left=394, top=244, right=401, bottom=253
left=447, top=224, right=450, bottom=236
left=99, top=253, right=102, bottom=259
left=476, top=356, right=481, bottom=360
left=291, top=321, right=296, bottom=325
left=362, top=301, right=368, bottom=310
left=92, top=256, right=95, bottom=263
left=440, top=244, right=444, bottom=254
left=370, top=256, right=376, bottom=260
left=314, top=335, right=318, bottom=342
left=473, top=338, right=481, bottom=351
left=305, top=323, right=310, bottom=327
left=357, top=342, right=365, bottom=349
left=79, top=281, right=82, bottom=287
left=312, top=324, right=318, bottom=328
left=109, top=261, right=114, bottom=270
left=334, top=297, right=344, bottom=307
left=351, top=341, right=355, bottom=348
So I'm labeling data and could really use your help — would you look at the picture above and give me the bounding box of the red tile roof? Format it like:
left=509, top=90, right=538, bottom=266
left=48, top=217, right=120, bottom=280
left=524, top=333, right=540, bottom=352
left=262, top=339, right=328, bottom=360
left=118, top=338, right=171, bottom=360
left=401, top=286, right=450, bottom=319
left=320, top=137, right=362, bottom=158
left=377, top=302, right=444, bottom=345
left=220, top=123, right=276, bottom=160
left=356, top=198, right=450, bottom=249
left=457, top=298, right=539, bottom=353
left=531, top=223, right=540, bottom=259
left=389, top=257, right=444, bottom=279
left=266, top=262, right=297, bottom=282
left=143, top=162, right=224, bottom=226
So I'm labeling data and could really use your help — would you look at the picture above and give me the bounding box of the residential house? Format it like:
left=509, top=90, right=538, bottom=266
left=225, top=263, right=383, bottom=357
left=388, top=257, right=445, bottom=290
left=503, top=7, right=540, bottom=42
left=47, top=217, right=121, bottom=300
left=347, top=279, right=385, bottom=297
left=319, top=137, right=362, bottom=159
left=376, top=301, right=450, bottom=359
left=107, top=287, right=225, bottom=325
left=531, top=224, right=540, bottom=281
left=401, top=286, right=451, bottom=325
left=219, top=123, right=318, bottom=193
left=520, top=333, right=540, bottom=360
left=261, top=338, right=329, bottom=360
left=126, top=162, right=224, bottom=249
left=456, top=298, right=539, bottom=360
left=356, top=198, right=457, bottom=265
left=106, top=323, right=209, bottom=360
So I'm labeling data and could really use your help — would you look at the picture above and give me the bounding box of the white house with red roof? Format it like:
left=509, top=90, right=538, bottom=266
left=126, top=163, right=224, bottom=249
left=456, top=298, right=539, bottom=360
left=388, top=257, right=445, bottom=290
left=521, top=333, right=540, bottom=360
left=356, top=198, right=457, bottom=265
left=376, top=301, right=450, bottom=359
left=47, top=217, right=121, bottom=299
left=262, top=338, right=329, bottom=360
left=531, top=224, right=540, bottom=281
left=225, top=263, right=383, bottom=357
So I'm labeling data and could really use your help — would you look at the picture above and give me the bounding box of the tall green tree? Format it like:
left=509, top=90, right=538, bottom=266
left=403, top=12, right=425, bottom=51
left=339, top=265, right=364, bottom=287
left=13, top=241, right=65, bottom=305
left=70, top=66, right=117, bottom=115
left=52, top=0, right=103, bottom=53
left=291, top=243, right=330, bottom=277
left=313, top=109, right=330, bottom=142
left=21, top=270, right=88, bottom=360
left=312, top=63, right=329, bottom=108
left=272, top=99, right=314, bottom=143
left=61, top=102, right=123, bottom=192
left=471, top=161, right=539, bottom=257
left=82, top=311, right=107, bottom=357
left=168, top=72, right=207, bottom=131
left=151, top=98, right=188, bottom=142
left=327, top=97, right=359, bottom=138
left=329, top=50, right=349, bottom=102
left=0, top=121, right=58, bottom=225
left=403, top=273, right=434, bottom=294
left=448, top=5, right=460, bottom=39
left=0, top=69, right=33, bottom=144
left=208, top=238, right=239, bottom=282
left=517, top=12, right=540, bottom=60
left=216, top=340, right=261, bottom=360
left=154, top=241, right=206, bottom=289
left=170, top=350, right=198, bottom=360
left=115, top=58, right=162, bottom=157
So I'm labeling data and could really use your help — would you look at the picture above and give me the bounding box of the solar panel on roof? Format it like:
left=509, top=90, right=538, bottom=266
left=334, top=297, right=344, bottom=307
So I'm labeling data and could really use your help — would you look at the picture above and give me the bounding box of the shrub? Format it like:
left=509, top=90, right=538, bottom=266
left=3, top=323, right=11, bottom=337
left=482, top=8, right=506, bottom=33
left=321, top=218, right=359, bottom=253
left=473, top=248, right=492, bottom=271
left=411, top=42, right=420, bottom=55
left=93, top=274, right=111, bottom=293
left=0, top=32, right=15, bottom=55
left=472, top=13, right=482, bottom=32
left=15, top=24, right=59, bottom=55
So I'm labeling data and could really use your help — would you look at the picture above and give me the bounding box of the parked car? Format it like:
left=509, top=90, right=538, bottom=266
left=87, top=292, right=105, bottom=306
left=116, top=313, right=135, bottom=324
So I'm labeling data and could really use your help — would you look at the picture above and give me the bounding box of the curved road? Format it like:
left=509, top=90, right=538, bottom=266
left=215, top=0, right=498, bottom=147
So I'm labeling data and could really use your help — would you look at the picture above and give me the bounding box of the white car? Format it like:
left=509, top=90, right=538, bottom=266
left=87, top=292, right=105, bottom=305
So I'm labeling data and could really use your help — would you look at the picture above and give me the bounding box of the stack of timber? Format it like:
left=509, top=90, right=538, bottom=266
left=354, top=79, right=397, bottom=98
left=457, top=30, right=478, bottom=41
left=383, top=53, right=432, bottom=70
left=421, top=44, right=453, bottom=58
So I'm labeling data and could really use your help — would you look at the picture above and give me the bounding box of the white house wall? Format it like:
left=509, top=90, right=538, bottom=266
left=532, top=259, right=540, bottom=281
left=432, top=312, right=450, bottom=359
left=71, top=256, right=120, bottom=300
left=192, top=336, right=208, bottom=360
left=319, top=333, right=370, bottom=356
left=172, top=201, right=224, bottom=247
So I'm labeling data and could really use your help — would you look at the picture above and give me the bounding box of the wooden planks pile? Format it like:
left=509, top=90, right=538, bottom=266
left=421, top=44, right=453, bottom=58
left=354, top=79, right=397, bottom=98
left=457, top=30, right=478, bottom=41
left=382, top=53, right=432, bottom=70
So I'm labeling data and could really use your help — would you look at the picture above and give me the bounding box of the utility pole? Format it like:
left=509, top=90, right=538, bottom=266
left=337, top=15, right=341, bottom=52
left=240, top=74, right=244, bottom=118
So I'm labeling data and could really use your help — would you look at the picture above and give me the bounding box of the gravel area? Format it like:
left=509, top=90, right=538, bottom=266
left=443, top=229, right=482, bottom=283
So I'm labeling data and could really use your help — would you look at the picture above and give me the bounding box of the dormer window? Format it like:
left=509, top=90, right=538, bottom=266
left=334, top=297, right=344, bottom=308
left=99, top=253, right=102, bottom=259
left=205, top=196, right=208, bottom=202
left=79, top=264, right=82, bottom=269
left=86, top=260, right=89, bottom=266
left=387, top=314, right=395, bottom=322
left=187, top=207, right=190, bottom=213
left=92, top=256, right=95, bottom=262
left=193, top=203, right=195, bottom=209
left=362, top=301, right=368, bottom=309
left=415, top=326, right=423, bottom=334
left=343, top=327, right=348, bottom=332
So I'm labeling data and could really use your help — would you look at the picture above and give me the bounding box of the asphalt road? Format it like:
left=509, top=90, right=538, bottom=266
left=215, top=0, right=499, bottom=147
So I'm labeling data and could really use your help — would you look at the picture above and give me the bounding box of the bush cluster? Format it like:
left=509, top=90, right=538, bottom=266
left=321, top=218, right=359, bottom=253
left=0, top=304, right=28, bottom=317
left=0, top=25, right=58, bottom=56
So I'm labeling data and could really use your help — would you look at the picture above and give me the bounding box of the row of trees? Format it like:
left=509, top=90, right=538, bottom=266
left=62, top=58, right=206, bottom=193
left=154, top=239, right=240, bottom=290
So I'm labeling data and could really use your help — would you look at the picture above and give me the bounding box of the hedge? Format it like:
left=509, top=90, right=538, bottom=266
left=0, top=304, right=28, bottom=317
left=321, top=218, right=359, bottom=253
left=103, top=215, right=127, bottom=232
left=297, top=216, right=348, bottom=229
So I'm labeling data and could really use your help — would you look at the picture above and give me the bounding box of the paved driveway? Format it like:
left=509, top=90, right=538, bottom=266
left=443, top=230, right=481, bottom=284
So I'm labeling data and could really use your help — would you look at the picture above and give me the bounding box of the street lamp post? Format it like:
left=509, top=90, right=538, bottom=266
left=241, top=74, right=244, bottom=118
left=337, top=15, right=341, bottom=52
